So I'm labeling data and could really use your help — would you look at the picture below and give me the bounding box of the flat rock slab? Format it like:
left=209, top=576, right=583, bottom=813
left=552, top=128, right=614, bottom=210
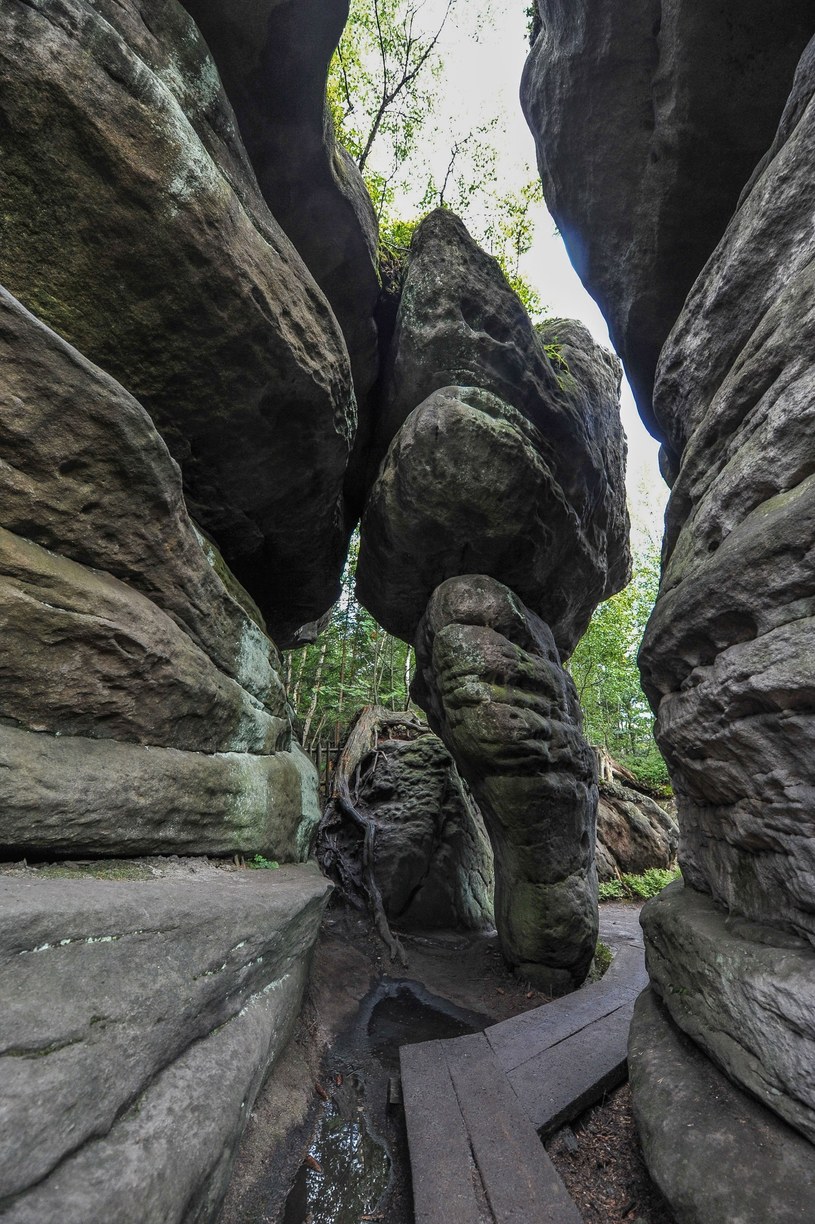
left=0, top=863, right=331, bottom=1221
left=629, top=988, right=815, bottom=1224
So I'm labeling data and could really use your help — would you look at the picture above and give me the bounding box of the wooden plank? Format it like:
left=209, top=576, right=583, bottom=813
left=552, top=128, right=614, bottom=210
left=443, top=1034, right=584, bottom=1224
left=507, top=1002, right=634, bottom=1136
left=400, top=1040, right=491, bottom=1224
left=485, top=982, right=632, bottom=1074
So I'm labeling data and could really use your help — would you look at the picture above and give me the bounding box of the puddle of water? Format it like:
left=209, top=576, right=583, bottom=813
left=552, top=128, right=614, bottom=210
left=367, top=983, right=482, bottom=1070
left=282, top=1078, right=390, bottom=1224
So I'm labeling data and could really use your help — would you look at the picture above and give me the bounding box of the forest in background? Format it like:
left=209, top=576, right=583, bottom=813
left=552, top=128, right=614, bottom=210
left=285, top=532, right=668, bottom=790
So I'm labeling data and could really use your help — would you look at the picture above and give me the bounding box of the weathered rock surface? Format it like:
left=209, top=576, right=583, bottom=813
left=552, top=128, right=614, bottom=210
left=357, top=213, right=629, bottom=651
left=596, top=780, right=678, bottom=881
left=641, top=881, right=815, bottom=1145
left=0, top=0, right=356, bottom=646
left=0, top=288, right=283, bottom=710
left=522, top=0, right=813, bottom=435
left=0, top=863, right=331, bottom=1222
left=355, top=733, right=494, bottom=931
left=0, top=288, right=321, bottom=860
left=629, top=988, right=815, bottom=1224
left=640, top=36, right=815, bottom=943
left=413, top=575, right=598, bottom=992
left=180, top=0, right=380, bottom=402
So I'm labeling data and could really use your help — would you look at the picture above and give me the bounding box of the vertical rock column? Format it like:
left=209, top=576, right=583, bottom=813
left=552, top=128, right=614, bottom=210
left=413, top=576, right=599, bottom=993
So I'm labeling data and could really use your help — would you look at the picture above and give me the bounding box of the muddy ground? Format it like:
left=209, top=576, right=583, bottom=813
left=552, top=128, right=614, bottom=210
left=219, top=897, right=672, bottom=1224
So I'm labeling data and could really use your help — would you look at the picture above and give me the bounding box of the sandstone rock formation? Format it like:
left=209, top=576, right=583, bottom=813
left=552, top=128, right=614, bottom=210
left=629, top=988, right=815, bottom=1224
left=336, top=731, right=494, bottom=931
left=179, top=0, right=381, bottom=401
left=0, top=0, right=356, bottom=646
left=413, top=576, right=599, bottom=993
left=640, top=38, right=815, bottom=946
left=522, top=0, right=814, bottom=436
left=357, top=210, right=630, bottom=654
left=595, top=780, right=678, bottom=881
left=0, top=863, right=331, bottom=1223
left=0, top=288, right=315, bottom=861
left=642, top=883, right=815, bottom=1145
left=526, top=11, right=815, bottom=1214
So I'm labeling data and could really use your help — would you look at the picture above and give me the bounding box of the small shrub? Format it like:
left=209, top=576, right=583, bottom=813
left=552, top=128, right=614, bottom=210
left=588, top=939, right=614, bottom=982
left=620, top=867, right=680, bottom=899
left=249, top=854, right=280, bottom=870
left=599, top=867, right=681, bottom=902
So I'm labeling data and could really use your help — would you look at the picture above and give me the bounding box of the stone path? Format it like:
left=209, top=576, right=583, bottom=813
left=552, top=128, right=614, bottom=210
left=400, top=904, right=647, bottom=1223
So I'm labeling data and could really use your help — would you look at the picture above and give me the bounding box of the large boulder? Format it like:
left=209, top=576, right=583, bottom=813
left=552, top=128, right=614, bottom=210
left=357, top=211, right=630, bottom=654
left=413, top=575, right=599, bottom=993
left=628, top=988, right=815, bottom=1224
left=179, top=0, right=380, bottom=401
left=0, top=863, right=330, bottom=1223
left=0, top=0, right=356, bottom=646
left=640, top=38, right=815, bottom=942
left=642, top=882, right=815, bottom=1146
left=596, top=780, right=678, bottom=881
left=522, top=0, right=813, bottom=437
left=0, top=289, right=317, bottom=861
left=354, top=733, right=494, bottom=931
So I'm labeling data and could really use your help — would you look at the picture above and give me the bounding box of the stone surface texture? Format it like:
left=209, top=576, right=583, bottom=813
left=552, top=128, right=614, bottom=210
left=0, top=863, right=331, bottom=1223
left=358, top=212, right=630, bottom=655
left=354, top=733, right=494, bottom=931
left=642, top=882, right=815, bottom=1146
left=180, top=0, right=380, bottom=402
left=629, top=988, right=815, bottom=1224
left=596, top=781, right=678, bottom=881
left=640, top=38, right=815, bottom=944
left=0, top=289, right=317, bottom=860
left=522, top=0, right=814, bottom=437
left=413, top=575, right=599, bottom=992
left=0, top=0, right=356, bottom=646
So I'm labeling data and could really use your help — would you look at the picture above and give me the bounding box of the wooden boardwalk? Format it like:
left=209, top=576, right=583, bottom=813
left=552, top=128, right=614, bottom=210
left=400, top=910, right=647, bottom=1223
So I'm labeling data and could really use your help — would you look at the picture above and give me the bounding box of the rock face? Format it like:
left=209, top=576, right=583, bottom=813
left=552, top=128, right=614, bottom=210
left=179, top=0, right=381, bottom=401
left=640, top=38, right=815, bottom=945
left=0, top=289, right=316, bottom=861
left=0, top=0, right=356, bottom=646
left=522, top=0, right=814, bottom=436
left=351, top=733, right=494, bottom=931
left=358, top=211, right=630, bottom=654
left=0, top=863, right=331, bottom=1223
left=628, top=988, right=815, bottom=1224
left=595, top=781, right=678, bottom=881
left=413, top=576, right=599, bottom=993
left=642, top=883, right=815, bottom=1145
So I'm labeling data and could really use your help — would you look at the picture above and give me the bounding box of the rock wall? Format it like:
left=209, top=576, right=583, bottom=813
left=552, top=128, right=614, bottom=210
left=525, top=9, right=815, bottom=1218
left=0, top=0, right=356, bottom=647
left=522, top=0, right=813, bottom=441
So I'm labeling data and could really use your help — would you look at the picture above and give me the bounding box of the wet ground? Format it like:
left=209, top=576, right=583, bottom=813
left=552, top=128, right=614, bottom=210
left=220, top=898, right=660, bottom=1224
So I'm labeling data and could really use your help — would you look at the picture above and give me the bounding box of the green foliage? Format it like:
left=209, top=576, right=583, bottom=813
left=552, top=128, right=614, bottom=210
left=598, top=879, right=626, bottom=901
left=250, top=855, right=280, bottom=870
left=327, top=0, right=549, bottom=320
left=568, top=538, right=670, bottom=789
left=599, top=868, right=681, bottom=902
left=285, top=533, right=418, bottom=749
left=588, top=939, right=614, bottom=981
left=621, top=867, right=680, bottom=899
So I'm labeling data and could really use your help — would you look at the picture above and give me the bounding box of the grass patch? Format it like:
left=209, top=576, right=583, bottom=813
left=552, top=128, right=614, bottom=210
left=249, top=854, right=279, bottom=870
left=28, top=861, right=153, bottom=881
left=588, top=939, right=614, bottom=982
left=599, top=866, right=681, bottom=903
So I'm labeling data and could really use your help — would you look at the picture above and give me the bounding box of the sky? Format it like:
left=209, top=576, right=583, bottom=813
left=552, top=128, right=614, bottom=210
left=374, top=0, right=668, bottom=541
